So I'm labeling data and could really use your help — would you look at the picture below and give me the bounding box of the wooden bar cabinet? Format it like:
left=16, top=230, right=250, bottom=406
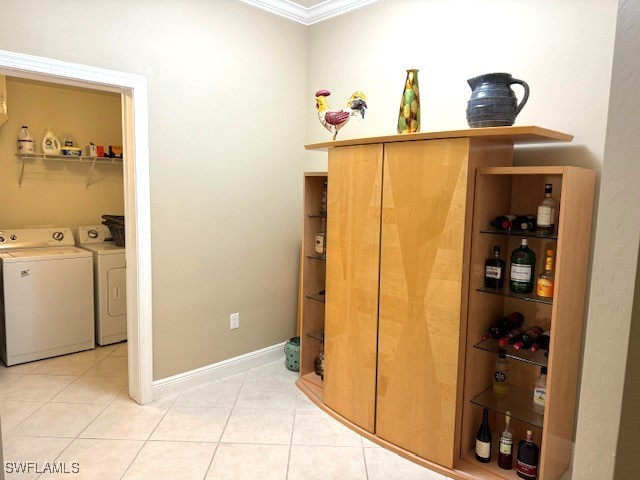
left=297, top=126, right=595, bottom=480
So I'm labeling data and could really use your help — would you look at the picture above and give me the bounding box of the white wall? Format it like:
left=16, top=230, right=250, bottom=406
left=0, top=0, right=308, bottom=380
left=0, top=78, right=123, bottom=229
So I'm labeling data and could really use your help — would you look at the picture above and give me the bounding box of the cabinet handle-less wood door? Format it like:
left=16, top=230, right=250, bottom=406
left=324, top=144, right=383, bottom=433
left=376, top=139, right=469, bottom=467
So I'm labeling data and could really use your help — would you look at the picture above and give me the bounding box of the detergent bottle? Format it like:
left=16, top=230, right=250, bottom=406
left=42, top=127, right=61, bottom=155
left=17, top=126, right=36, bottom=154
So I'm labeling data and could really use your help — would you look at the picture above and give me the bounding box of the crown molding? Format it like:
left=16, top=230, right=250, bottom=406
left=236, top=0, right=381, bottom=26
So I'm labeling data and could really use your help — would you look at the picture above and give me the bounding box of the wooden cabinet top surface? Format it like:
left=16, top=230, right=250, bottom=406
left=305, top=126, right=573, bottom=150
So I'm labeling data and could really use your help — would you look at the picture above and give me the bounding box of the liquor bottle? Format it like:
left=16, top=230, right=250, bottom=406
left=513, top=326, right=544, bottom=350
left=516, top=430, right=540, bottom=479
left=517, top=215, right=537, bottom=232
left=498, top=326, right=526, bottom=347
left=490, top=214, right=516, bottom=230
left=475, top=408, right=492, bottom=463
left=319, top=180, right=328, bottom=215
left=532, top=367, right=547, bottom=414
left=315, top=218, right=327, bottom=258
left=493, top=349, right=510, bottom=397
left=498, top=411, right=514, bottom=470
left=510, top=239, right=536, bottom=294
left=530, top=331, right=550, bottom=352
left=536, top=184, right=558, bottom=235
left=484, top=245, right=506, bottom=289
left=481, top=312, right=525, bottom=341
left=536, top=250, right=555, bottom=298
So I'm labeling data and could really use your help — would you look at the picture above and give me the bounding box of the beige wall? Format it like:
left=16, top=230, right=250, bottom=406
left=0, top=0, right=308, bottom=380
left=306, top=1, right=625, bottom=478
left=0, top=78, right=123, bottom=228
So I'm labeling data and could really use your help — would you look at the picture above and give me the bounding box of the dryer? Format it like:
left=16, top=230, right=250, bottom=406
left=0, top=228, right=94, bottom=366
left=74, top=225, right=127, bottom=346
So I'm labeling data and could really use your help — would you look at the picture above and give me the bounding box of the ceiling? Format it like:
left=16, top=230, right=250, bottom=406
left=236, top=0, right=381, bottom=25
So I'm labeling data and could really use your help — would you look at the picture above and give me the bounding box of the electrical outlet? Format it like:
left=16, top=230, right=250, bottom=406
left=230, top=312, right=240, bottom=330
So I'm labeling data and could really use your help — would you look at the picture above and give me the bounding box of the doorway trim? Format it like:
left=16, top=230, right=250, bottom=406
left=0, top=49, right=153, bottom=404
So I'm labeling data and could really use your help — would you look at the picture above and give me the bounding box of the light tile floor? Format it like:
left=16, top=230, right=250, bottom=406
left=1, top=346, right=452, bottom=479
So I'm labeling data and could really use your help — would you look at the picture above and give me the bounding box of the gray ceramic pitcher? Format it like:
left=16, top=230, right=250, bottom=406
left=466, top=73, right=529, bottom=128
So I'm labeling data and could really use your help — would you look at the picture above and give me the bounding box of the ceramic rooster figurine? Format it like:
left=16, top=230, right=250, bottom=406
left=315, top=89, right=367, bottom=140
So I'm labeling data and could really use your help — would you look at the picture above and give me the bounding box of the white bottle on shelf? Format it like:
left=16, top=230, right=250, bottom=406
left=17, top=126, right=35, bottom=154
left=42, top=127, right=60, bottom=155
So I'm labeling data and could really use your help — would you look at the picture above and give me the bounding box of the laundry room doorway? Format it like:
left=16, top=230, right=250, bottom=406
left=0, top=49, right=152, bottom=404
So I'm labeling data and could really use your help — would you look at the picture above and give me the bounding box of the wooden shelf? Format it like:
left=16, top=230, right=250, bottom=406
left=305, top=126, right=573, bottom=150
left=300, top=372, right=323, bottom=400
left=461, top=449, right=521, bottom=480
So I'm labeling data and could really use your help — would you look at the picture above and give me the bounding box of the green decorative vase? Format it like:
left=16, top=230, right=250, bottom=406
left=284, top=337, right=301, bottom=372
left=397, top=69, right=420, bottom=134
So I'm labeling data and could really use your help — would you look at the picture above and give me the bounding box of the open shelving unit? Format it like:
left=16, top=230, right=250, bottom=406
left=457, top=166, right=595, bottom=480
left=297, top=172, right=327, bottom=400
left=16, top=153, right=123, bottom=188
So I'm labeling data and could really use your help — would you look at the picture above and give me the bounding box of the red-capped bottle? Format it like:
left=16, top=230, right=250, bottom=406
left=530, top=331, right=550, bottom=352
left=481, top=312, right=525, bottom=341
left=514, top=326, right=544, bottom=350
left=498, top=327, right=526, bottom=347
left=516, top=430, right=540, bottom=479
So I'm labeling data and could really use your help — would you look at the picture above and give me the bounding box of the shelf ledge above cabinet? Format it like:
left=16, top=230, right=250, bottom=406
left=16, top=153, right=123, bottom=188
left=305, top=126, right=573, bottom=150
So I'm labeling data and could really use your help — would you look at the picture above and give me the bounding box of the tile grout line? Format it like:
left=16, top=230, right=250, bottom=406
left=285, top=406, right=297, bottom=480
left=118, top=391, right=180, bottom=479
left=202, top=371, right=248, bottom=480
left=362, top=436, right=370, bottom=480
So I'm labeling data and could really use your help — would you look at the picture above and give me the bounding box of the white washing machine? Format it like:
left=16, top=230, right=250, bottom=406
left=0, top=228, right=95, bottom=366
left=74, top=225, right=127, bottom=346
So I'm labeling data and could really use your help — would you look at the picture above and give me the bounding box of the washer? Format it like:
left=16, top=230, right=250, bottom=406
left=74, top=225, right=126, bottom=346
left=0, top=228, right=95, bottom=366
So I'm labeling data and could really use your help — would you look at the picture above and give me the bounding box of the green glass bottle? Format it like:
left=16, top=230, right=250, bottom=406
left=509, top=239, right=536, bottom=294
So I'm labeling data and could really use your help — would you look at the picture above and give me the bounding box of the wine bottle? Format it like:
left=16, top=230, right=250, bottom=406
left=518, top=215, right=537, bottom=232
left=484, top=245, right=506, bottom=289
left=533, top=367, right=547, bottom=414
left=516, top=430, right=540, bottom=479
left=510, top=239, right=536, bottom=294
left=513, top=326, right=544, bottom=350
left=493, top=349, right=510, bottom=397
left=498, top=411, right=514, bottom=470
left=530, top=331, right=550, bottom=352
left=475, top=408, right=492, bottom=463
left=536, top=183, right=558, bottom=235
left=490, top=214, right=516, bottom=230
left=498, top=326, right=526, bottom=347
left=481, top=312, right=525, bottom=341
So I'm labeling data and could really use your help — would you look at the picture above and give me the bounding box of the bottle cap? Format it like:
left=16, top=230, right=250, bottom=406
left=546, top=250, right=555, bottom=256
left=521, top=238, right=528, bottom=246
left=499, top=349, right=507, bottom=358
left=493, top=245, right=500, bottom=255
left=513, top=341, right=523, bottom=350
left=22, top=125, right=28, bottom=128
left=541, top=366, right=548, bottom=375
left=545, top=184, right=553, bottom=193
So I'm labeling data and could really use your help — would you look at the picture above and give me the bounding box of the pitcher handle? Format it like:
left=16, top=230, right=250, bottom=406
left=511, top=78, right=530, bottom=115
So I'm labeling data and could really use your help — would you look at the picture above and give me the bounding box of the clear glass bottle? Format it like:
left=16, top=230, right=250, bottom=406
left=533, top=366, right=547, bottom=414
left=315, top=218, right=326, bottom=258
left=536, top=249, right=555, bottom=298
left=493, top=349, right=510, bottom=397
left=536, top=184, right=558, bottom=234
left=498, top=411, right=514, bottom=470
left=319, top=180, right=328, bottom=215
left=510, top=239, right=536, bottom=294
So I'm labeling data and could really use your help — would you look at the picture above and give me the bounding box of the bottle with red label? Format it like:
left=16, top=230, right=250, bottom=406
left=498, top=326, right=526, bottom=347
left=516, top=430, right=540, bottom=479
left=481, top=312, right=524, bottom=342
left=514, top=326, right=544, bottom=350
left=530, top=331, right=550, bottom=352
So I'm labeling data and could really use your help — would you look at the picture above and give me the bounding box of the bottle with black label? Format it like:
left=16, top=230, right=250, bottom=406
left=484, top=245, right=506, bottom=289
left=498, top=411, right=514, bottom=470
left=516, top=430, right=540, bottom=479
left=517, top=215, right=537, bottom=232
left=475, top=408, right=492, bottom=463
left=510, top=239, right=536, bottom=294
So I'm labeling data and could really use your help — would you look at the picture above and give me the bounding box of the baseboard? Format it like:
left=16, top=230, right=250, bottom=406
left=152, top=342, right=286, bottom=400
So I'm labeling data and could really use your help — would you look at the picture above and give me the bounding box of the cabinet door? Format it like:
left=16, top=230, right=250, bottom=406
left=324, top=144, right=383, bottom=433
left=376, top=139, right=469, bottom=467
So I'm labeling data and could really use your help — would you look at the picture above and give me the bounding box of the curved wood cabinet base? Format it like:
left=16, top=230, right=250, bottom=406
left=297, top=379, right=505, bottom=480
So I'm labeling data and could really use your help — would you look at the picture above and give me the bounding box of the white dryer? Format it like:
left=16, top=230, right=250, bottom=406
left=0, top=228, right=95, bottom=366
left=74, top=226, right=126, bottom=346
